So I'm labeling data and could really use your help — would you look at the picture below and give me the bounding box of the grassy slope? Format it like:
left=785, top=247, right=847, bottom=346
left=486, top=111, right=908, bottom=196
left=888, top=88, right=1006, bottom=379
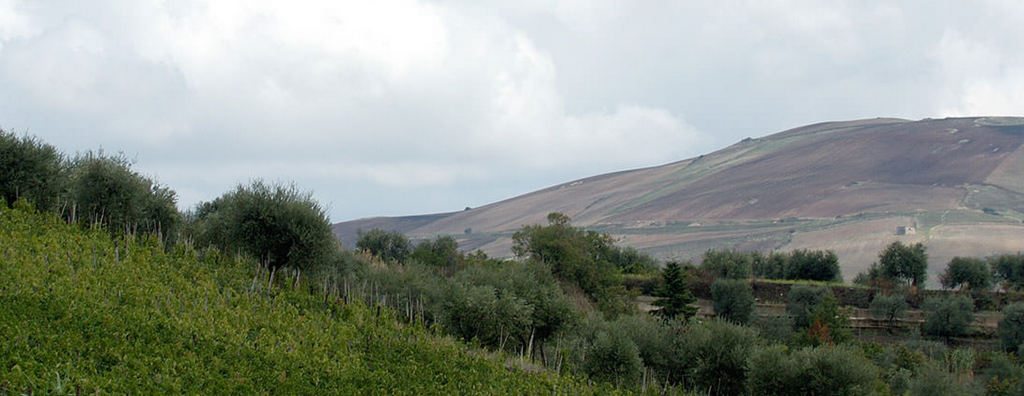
left=0, top=204, right=614, bottom=395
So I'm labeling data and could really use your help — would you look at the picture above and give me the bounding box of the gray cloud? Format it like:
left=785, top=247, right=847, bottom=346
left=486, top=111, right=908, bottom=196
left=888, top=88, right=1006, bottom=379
left=1, top=0, right=1021, bottom=221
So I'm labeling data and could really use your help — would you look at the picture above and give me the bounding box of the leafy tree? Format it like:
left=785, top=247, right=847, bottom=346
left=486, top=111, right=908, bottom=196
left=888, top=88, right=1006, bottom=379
left=191, top=180, right=336, bottom=270
left=440, top=280, right=533, bottom=350
left=677, top=318, right=758, bottom=396
left=67, top=151, right=180, bottom=241
left=908, top=361, right=973, bottom=396
left=998, top=303, right=1024, bottom=354
left=922, top=295, right=975, bottom=341
left=752, top=251, right=787, bottom=279
left=992, top=253, right=1024, bottom=291
left=356, top=228, right=412, bottom=263
left=711, top=278, right=754, bottom=324
left=878, top=241, right=928, bottom=287
left=609, top=246, right=659, bottom=274
left=0, top=130, right=66, bottom=211
left=652, top=261, right=697, bottom=320
left=870, top=294, right=908, bottom=334
left=410, top=235, right=459, bottom=271
left=786, top=249, right=841, bottom=282
left=795, top=293, right=852, bottom=346
left=700, top=248, right=752, bottom=279
left=584, top=329, right=642, bottom=387
left=610, top=315, right=674, bottom=382
left=511, top=213, right=618, bottom=298
left=747, top=345, right=878, bottom=396
left=940, top=257, right=993, bottom=291
left=787, top=284, right=830, bottom=329
left=450, top=261, right=576, bottom=360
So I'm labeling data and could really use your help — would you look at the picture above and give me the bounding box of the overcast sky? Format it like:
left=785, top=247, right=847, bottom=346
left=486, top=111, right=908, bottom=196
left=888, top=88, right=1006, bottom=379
left=2, top=1, right=1022, bottom=222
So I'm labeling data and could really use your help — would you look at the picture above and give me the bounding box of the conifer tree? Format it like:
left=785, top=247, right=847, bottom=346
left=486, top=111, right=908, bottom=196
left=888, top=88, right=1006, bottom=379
left=653, top=261, right=697, bottom=319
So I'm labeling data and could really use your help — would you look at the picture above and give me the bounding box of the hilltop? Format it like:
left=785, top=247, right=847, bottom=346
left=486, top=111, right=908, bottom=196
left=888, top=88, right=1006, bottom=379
left=335, top=117, right=1024, bottom=281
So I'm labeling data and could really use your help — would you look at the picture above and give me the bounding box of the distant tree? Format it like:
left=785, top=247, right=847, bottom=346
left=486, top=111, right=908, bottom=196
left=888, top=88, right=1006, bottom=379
left=992, top=253, right=1024, bottom=291
left=922, top=295, right=975, bottom=341
left=67, top=151, right=180, bottom=241
left=357, top=228, right=412, bottom=263
left=609, top=246, right=659, bottom=274
left=191, top=180, right=336, bottom=270
left=700, top=248, right=752, bottom=279
left=652, top=261, right=698, bottom=320
left=940, top=257, right=993, bottom=291
left=410, top=235, right=459, bottom=271
left=878, top=241, right=929, bottom=287
left=786, top=249, right=841, bottom=282
left=998, top=303, right=1024, bottom=354
left=0, top=130, right=66, bottom=212
left=787, top=284, right=830, bottom=329
left=870, top=294, right=908, bottom=334
left=795, top=293, right=852, bottom=346
left=511, top=213, right=618, bottom=298
left=711, top=278, right=754, bottom=324
left=752, top=251, right=788, bottom=279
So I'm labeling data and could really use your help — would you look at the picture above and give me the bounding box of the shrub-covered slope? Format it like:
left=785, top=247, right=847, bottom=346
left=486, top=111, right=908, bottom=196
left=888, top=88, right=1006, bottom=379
left=0, top=204, right=608, bottom=395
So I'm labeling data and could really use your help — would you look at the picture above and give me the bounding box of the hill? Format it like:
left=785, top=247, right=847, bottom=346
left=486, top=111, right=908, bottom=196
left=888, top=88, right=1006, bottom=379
left=334, top=117, right=1024, bottom=282
left=0, top=204, right=607, bottom=394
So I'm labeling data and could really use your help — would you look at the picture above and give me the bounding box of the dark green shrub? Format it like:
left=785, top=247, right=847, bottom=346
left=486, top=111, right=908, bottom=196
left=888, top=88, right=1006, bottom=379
left=787, top=284, right=830, bottom=329
left=356, top=228, right=411, bottom=263
left=993, top=253, right=1024, bottom=291
left=711, top=278, right=754, bottom=324
left=870, top=294, right=909, bottom=333
left=0, top=130, right=65, bottom=211
left=747, top=345, right=877, bottom=396
left=67, top=151, right=180, bottom=242
left=941, top=257, right=993, bottom=291
left=922, top=295, right=975, bottom=340
left=410, top=235, right=459, bottom=271
left=998, top=302, right=1024, bottom=353
left=191, top=180, right=336, bottom=270
left=677, top=318, right=758, bottom=396
left=610, top=315, right=674, bottom=381
left=700, top=248, right=752, bottom=279
left=449, top=261, right=576, bottom=356
left=584, top=329, right=642, bottom=387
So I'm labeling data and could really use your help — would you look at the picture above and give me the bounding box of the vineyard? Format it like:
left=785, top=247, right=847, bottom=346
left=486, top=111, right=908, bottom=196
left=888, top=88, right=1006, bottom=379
left=0, top=203, right=616, bottom=395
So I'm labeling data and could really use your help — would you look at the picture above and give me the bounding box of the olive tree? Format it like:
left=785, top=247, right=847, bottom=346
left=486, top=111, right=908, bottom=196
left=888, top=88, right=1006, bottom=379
left=870, top=294, right=908, bottom=334
left=67, top=151, right=180, bottom=241
left=878, top=241, right=928, bottom=287
left=711, top=278, right=754, bottom=324
left=998, top=302, right=1024, bottom=353
left=940, top=257, right=993, bottom=291
left=0, top=130, right=66, bottom=211
left=191, top=180, right=336, bottom=270
left=922, top=295, right=975, bottom=341
left=356, top=228, right=412, bottom=263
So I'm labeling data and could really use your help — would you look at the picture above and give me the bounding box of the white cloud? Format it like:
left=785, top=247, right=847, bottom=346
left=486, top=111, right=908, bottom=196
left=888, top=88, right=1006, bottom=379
left=2, top=0, right=1023, bottom=220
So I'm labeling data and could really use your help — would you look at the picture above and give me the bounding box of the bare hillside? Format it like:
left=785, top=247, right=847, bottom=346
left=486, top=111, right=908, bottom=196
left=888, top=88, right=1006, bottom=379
left=335, top=117, right=1024, bottom=282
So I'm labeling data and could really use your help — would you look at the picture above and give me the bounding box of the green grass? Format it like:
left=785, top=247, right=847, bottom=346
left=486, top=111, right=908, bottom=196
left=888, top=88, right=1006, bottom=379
left=0, top=204, right=617, bottom=395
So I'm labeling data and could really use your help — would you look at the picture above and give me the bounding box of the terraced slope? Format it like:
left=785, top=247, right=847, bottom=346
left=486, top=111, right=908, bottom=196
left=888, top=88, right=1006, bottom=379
left=335, top=117, right=1024, bottom=282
